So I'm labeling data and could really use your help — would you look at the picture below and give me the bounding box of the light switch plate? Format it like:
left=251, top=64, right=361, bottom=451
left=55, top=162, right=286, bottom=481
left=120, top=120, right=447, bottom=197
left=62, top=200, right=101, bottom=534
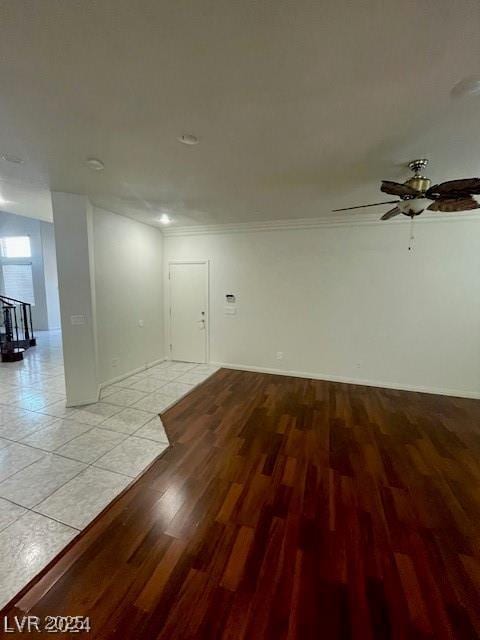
left=70, top=315, right=85, bottom=325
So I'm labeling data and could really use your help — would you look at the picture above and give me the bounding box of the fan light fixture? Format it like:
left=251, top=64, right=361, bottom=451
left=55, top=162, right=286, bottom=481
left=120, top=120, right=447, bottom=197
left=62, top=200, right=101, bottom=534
left=332, top=159, right=480, bottom=220
left=159, top=213, right=171, bottom=224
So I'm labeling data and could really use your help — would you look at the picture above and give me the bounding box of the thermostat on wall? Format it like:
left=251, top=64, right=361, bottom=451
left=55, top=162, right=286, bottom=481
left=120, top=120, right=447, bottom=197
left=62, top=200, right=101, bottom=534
left=224, top=307, right=237, bottom=315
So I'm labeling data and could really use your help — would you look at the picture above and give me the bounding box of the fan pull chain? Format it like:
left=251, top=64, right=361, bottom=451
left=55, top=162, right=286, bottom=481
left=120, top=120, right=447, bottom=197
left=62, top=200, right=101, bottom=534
left=408, top=216, right=415, bottom=251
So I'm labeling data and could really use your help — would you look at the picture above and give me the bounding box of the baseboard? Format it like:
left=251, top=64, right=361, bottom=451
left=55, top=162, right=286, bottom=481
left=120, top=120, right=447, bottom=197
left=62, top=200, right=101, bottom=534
left=146, top=357, right=168, bottom=369
left=69, top=356, right=169, bottom=405
left=210, top=361, right=480, bottom=400
left=99, top=356, right=168, bottom=390
left=66, top=395, right=101, bottom=408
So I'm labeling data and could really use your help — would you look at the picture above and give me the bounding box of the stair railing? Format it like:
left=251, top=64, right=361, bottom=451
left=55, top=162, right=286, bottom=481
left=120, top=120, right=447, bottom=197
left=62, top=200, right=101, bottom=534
left=0, top=294, right=36, bottom=361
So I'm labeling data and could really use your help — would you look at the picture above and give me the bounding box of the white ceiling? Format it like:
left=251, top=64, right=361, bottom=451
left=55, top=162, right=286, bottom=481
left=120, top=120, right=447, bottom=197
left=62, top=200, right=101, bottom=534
left=0, top=0, right=480, bottom=227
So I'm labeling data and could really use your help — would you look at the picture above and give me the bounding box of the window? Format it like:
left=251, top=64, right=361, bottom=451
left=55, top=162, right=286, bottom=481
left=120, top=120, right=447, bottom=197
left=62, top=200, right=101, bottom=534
left=2, top=264, right=35, bottom=304
left=0, top=236, right=32, bottom=258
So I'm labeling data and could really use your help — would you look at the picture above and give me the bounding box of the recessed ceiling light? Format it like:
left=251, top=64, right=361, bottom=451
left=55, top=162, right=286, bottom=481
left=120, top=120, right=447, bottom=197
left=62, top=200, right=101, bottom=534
left=451, top=77, right=480, bottom=98
left=1, top=153, right=24, bottom=165
left=159, top=213, right=171, bottom=224
left=177, top=134, right=199, bottom=146
left=85, top=157, right=105, bottom=170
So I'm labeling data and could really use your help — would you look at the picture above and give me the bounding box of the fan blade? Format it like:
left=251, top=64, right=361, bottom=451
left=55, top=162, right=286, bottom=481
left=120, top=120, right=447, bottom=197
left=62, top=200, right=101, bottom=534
left=380, top=207, right=401, bottom=221
left=332, top=200, right=399, bottom=212
left=426, top=178, right=480, bottom=199
left=381, top=181, right=420, bottom=197
left=427, top=197, right=480, bottom=212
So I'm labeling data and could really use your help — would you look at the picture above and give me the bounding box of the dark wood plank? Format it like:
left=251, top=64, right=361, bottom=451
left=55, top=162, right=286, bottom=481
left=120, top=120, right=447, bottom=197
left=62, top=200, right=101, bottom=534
left=2, top=368, right=480, bottom=639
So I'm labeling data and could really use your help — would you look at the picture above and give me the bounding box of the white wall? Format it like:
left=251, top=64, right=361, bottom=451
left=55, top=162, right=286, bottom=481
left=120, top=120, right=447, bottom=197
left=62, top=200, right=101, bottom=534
left=93, top=208, right=164, bottom=384
left=52, top=194, right=165, bottom=405
left=164, top=219, right=480, bottom=398
left=40, top=221, right=61, bottom=330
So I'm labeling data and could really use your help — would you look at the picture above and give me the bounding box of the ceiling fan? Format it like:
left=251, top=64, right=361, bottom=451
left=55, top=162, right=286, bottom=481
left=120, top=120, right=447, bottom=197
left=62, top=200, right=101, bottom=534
left=333, top=159, right=480, bottom=220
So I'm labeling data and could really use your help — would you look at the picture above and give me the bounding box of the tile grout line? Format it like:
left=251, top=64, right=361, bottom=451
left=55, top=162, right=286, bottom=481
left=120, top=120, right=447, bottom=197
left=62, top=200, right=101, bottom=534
left=0, top=341, right=218, bottom=541
left=0, top=405, right=169, bottom=485
left=0, top=494, right=82, bottom=533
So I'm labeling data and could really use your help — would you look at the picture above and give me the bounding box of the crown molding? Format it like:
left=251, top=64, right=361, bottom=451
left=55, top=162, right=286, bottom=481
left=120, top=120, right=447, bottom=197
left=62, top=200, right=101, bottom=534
left=162, top=210, right=480, bottom=237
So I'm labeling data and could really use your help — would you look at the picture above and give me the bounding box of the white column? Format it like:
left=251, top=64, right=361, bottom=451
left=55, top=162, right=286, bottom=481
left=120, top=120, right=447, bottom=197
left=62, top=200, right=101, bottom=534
left=51, top=192, right=99, bottom=406
left=40, top=221, right=61, bottom=330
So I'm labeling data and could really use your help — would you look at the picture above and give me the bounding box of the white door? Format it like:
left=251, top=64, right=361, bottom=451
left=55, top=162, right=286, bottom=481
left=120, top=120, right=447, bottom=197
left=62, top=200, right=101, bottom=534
left=169, top=261, right=208, bottom=363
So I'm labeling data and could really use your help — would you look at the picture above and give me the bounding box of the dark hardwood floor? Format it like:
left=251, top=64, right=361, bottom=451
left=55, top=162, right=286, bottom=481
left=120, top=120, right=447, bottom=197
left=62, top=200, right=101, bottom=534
left=2, top=368, right=480, bottom=639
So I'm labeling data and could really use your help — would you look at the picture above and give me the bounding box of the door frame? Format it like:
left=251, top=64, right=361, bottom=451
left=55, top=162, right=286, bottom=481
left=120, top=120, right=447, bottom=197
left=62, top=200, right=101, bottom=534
left=167, top=259, right=210, bottom=363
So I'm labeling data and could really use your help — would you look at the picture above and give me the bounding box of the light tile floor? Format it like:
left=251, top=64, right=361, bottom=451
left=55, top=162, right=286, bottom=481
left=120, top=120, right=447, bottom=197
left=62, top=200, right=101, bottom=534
left=0, top=330, right=219, bottom=608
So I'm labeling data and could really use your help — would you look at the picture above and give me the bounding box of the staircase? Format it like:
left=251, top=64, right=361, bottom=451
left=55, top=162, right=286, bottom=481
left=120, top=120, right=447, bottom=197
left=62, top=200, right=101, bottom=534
left=0, top=295, right=36, bottom=362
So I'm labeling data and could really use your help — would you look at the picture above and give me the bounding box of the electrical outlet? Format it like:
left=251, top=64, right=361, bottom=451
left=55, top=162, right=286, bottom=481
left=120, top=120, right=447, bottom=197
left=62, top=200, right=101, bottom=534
left=111, top=357, right=119, bottom=368
left=276, top=351, right=284, bottom=360
left=138, top=319, right=144, bottom=327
